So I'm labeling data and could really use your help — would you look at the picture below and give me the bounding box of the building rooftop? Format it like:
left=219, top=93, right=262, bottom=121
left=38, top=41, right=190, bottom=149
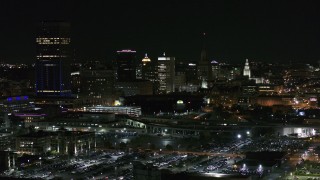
left=17, top=130, right=94, bottom=138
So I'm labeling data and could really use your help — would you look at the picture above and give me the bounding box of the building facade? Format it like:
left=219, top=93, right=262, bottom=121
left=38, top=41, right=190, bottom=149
left=15, top=130, right=95, bottom=156
left=158, top=54, right=175, bottom=94
left=80, top=61, right=115, bottom=105
left=116, top=50, right=137, bottom=82
left=243, top=59, right=251, bottom=78
left=197, top=33, right=212, bottom=88
left=0, top=151, right=16, bottom=172
left=35, top=21, right=71, bottom=97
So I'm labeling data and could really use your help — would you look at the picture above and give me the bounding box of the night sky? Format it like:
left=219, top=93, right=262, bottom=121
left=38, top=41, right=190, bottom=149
left=0, top=0, right=319, bottom=64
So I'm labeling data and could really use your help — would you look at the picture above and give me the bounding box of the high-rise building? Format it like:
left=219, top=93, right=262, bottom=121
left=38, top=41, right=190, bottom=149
left=158, top=53, right=175, bottom=93
left=186, top=62, right=198, bottom=84
left=243, top=59, right=251, bottom=78
left=211, top=60, right=220, bottom=79
left=35, top=21, right=71, bottom=96
left=81, top=61, right=116, bottom=105
left=141, top=53, right=157, bottom=81
left=70, top=63, right=81, bottom=94
left=174, top=60, right=186, bottom=91
left=197, top=33, right=212, bottom=88
left=116, top=50, right=137, bottom=82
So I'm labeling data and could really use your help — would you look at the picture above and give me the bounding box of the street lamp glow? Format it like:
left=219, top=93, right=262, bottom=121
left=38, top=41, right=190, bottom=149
left=241, top=163, right=246, bottom=171
left=246, top=131, right=250, bottom=135
left=237, top=134, right=242, bottom=139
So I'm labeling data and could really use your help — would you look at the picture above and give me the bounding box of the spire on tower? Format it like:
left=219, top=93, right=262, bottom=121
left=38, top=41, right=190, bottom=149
left=200, top=32, right=207, bottom=63
left=202, top=32, right=206, bottom=49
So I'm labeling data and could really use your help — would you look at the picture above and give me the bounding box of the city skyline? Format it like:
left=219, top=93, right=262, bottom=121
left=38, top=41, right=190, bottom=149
left=2, top=1, right=320, bottom=178
left=0, top=1, right=320, bottom=64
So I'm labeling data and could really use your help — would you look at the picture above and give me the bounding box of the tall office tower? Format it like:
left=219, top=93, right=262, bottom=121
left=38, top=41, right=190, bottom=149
left=174, top=60, right=186, bottom=91
left=197, top=33, right=212, bottom=88
left=116, top=50, right=137, bottom=82
left=81, top=61, right=115, bottom=105
left=158, top=53, right=175, bottom=94
left=35, top=21, right=71, bottom=96
left=186, top=62, right=198, bottom=84
left=211, top=60, right=220, bottom=79
left=243, top=59, right=251, bottom=78
left=140, top=53, right=159, bottom=94
left=70, top=63, right=81, bottom=94
left=141, top=53, right=154, bottom=81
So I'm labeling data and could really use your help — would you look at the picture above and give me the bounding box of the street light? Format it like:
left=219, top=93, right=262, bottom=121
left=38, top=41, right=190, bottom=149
left=237, top=134, right=242, bottom=139
left=257, top=164, right=263, bottom=177
left=246, top=131, right=250, bottom=135
left=241, top=163, right=246, bottom=171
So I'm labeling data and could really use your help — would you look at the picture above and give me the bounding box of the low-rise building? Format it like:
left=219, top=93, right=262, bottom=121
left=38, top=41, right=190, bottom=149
left=15, top=130, right=95, bottom=155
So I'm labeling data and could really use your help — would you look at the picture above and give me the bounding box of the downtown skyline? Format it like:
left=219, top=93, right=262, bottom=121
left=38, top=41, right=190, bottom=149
left=0, top=0, right=320, bottom=64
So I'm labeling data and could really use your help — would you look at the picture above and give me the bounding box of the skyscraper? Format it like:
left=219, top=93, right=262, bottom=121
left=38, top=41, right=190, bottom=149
left=197, top=33, right=212, bottom=88
left=116, top=50, right=137, bottom=82
left=35, top=21, right=71, bottom=97
left=185, top=62, right=198, bottom=84
left=158, top=53, right=175, bottom=94
left=141, top=53, right=154, bottom=81
left=243, top=59, right=251, bottom=78
left=81, top=61, right=115, bottom=105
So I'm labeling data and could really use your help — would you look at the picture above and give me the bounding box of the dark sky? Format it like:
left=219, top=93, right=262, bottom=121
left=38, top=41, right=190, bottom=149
left=0, top=0, right=319, bottom=64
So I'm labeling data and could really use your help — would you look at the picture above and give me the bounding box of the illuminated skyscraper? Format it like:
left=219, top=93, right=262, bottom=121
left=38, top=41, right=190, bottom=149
left=116, top=50, right=137, bottom=82
left=35, top=21, right=71, bottom=96
left=243, top=59, right=251, bottom=78
left=158, top=53, right=175, bottom=93
left=141, top=53, right=154, bottom=81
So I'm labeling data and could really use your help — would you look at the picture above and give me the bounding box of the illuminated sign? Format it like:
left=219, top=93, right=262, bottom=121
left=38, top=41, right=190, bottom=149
left=116, top=49, right=136, bottom=53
